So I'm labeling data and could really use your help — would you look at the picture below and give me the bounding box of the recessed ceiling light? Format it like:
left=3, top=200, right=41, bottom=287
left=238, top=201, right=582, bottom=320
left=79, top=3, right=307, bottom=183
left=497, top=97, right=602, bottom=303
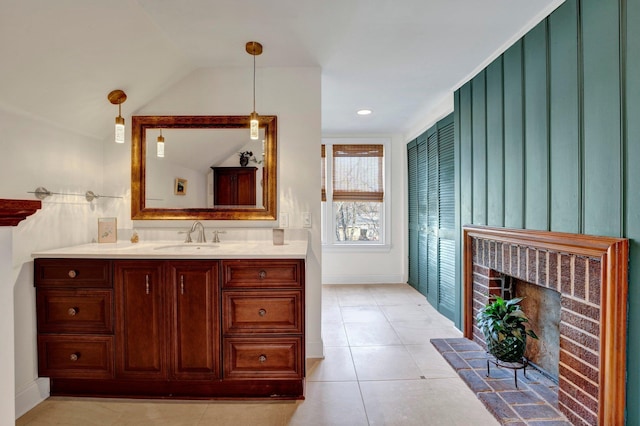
left=357, top=109, right=372, bottom=116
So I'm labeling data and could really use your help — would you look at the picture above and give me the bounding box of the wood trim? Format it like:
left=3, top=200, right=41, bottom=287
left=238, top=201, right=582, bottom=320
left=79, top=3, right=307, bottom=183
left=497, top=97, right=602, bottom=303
left=131, top=115, right=277, bottom=221
left=0, top=199, right=41, bottom=226
left=462, top=225, right=628, bottom=426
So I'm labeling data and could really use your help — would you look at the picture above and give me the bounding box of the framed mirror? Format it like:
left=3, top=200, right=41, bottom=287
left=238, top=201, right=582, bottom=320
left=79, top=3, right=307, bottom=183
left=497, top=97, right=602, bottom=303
left=131, top=115, right=277, bottom=220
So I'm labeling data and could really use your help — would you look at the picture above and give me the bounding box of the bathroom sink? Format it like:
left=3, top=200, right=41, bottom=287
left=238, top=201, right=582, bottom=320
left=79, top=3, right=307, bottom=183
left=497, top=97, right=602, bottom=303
left=153, top=244, right=220, bottom=252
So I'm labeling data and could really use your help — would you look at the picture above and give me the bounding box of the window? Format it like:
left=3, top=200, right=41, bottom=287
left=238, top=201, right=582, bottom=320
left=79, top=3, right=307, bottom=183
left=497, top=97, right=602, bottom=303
left=321, top=139, right=389, bottom=247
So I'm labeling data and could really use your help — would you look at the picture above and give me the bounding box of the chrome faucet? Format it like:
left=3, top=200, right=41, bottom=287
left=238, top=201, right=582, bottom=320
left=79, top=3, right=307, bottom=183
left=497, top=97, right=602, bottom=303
left=186, top=221, right=206, bottom=243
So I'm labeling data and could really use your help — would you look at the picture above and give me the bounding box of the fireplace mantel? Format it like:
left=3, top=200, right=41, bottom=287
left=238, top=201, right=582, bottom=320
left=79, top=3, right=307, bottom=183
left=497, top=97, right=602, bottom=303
left=463, top=225, right=628, bottom=426
left=0, top=199, right=41, bottom=226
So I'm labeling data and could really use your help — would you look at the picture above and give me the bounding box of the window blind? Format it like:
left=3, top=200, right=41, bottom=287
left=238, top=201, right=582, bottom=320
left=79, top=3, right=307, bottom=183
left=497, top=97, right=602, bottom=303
left=332, top=144, right=384, bottom=202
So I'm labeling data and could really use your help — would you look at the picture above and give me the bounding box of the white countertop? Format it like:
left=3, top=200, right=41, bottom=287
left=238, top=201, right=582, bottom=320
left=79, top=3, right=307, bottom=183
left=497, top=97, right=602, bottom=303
left=32, top=240, right=308, bottom=260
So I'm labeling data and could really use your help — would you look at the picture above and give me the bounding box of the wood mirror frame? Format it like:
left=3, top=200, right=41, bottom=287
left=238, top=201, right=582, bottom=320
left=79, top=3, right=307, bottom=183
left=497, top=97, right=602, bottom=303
left=131, top=115, right=277, bottom=220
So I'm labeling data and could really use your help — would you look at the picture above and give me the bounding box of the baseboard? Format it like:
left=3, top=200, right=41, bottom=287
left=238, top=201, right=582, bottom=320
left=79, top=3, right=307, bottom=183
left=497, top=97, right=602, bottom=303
left=322, top=274, right=404, bottom=285
left=305, top=338, right=324, bottom=359
left=15, top=377, right=49, bottom=419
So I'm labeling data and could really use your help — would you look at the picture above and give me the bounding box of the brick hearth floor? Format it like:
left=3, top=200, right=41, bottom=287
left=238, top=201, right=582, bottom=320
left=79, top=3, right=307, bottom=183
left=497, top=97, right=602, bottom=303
left=431, top=338, right=571, bottom=425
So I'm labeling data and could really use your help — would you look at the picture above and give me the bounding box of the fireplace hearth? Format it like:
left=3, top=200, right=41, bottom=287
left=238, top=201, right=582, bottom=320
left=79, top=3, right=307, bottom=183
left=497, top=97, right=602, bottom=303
left=463, top=226, right=628, bottom=426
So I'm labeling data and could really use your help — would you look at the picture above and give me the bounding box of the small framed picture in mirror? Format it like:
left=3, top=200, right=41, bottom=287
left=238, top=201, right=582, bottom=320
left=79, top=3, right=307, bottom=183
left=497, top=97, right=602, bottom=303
left=174, top=178, right=187, bottom=196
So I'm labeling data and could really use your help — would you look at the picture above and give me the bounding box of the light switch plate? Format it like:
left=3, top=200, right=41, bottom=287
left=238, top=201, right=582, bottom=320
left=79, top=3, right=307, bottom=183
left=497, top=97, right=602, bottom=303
left=302, top=212, right=311, bottom=228
left=279, top=212, right=289, bottom=228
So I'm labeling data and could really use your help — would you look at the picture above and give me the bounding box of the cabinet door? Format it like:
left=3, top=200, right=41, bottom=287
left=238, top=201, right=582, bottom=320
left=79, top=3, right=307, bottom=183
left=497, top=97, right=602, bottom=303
left=214, top=171, right=236, bottom=205
left=235, top=169, right=256, bottom=205
left=168, top=261, right=220, bottom=380
left=115, top=261, right=166, bottom=379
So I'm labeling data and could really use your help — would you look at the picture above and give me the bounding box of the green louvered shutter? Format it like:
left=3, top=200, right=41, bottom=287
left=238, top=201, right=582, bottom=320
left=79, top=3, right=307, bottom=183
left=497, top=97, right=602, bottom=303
left=416, top=135, right=429, bottom=298
left=426, top=128, right=439, bottom=305
left=407, top=139, right=419, bottom=290
left=437, top=117, right=456, bottom=321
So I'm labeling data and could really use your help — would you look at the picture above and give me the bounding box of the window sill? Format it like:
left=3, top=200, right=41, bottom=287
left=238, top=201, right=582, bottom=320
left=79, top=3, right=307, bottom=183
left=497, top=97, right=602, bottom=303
left=321, top=243, right=392, bottom=253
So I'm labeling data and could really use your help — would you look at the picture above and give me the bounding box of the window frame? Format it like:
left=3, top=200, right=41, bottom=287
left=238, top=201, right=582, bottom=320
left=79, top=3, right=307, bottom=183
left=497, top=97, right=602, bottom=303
left=321, top=137, right=391, bottom=250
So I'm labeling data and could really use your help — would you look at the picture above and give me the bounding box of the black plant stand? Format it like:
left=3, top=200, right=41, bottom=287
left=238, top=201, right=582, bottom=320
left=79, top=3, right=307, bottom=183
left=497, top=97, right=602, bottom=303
left=486, top=354, right=528, bottom=388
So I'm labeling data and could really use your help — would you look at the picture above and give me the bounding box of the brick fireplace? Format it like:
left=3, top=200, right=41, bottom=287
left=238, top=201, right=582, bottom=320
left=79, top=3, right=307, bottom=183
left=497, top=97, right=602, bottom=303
left=463, top=226, right=628, bottom=426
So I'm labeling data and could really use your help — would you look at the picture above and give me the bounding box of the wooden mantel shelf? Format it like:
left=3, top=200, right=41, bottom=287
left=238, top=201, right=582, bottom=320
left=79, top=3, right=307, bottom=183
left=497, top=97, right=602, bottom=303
left=0, top=199, right=41, bottom=226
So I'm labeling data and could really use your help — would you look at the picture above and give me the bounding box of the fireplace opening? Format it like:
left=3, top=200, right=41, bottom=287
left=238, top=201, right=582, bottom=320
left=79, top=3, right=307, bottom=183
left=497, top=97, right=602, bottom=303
left=507, top=275, right=561, bottom=382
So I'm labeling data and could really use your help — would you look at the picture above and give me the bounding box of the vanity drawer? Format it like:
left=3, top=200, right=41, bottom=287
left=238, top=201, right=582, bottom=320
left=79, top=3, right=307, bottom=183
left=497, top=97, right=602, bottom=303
left=35, top=259, right=112, bottom=288
left=37, top=289, right=113, bottom=334
left=38, top=335, right=114, bottom=379
left=221, top=260, right=303, bottom=288
left=222, top=290, right=302, bottom=334
left=223, top=337, right=303, bottom=379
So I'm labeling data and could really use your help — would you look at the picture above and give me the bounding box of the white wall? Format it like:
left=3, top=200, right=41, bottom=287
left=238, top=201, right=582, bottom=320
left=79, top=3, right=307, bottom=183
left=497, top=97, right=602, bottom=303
left=103, top=66, right=324, bottom=357
left=321, top=134, right=407, bottom=284
left=0, top=107, right=106, bottom=421
left=0, top=228, right=14, bottom=425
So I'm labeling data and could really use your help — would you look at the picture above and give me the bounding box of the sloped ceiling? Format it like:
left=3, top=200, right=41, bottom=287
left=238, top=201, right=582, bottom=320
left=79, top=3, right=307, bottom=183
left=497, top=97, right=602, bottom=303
left=0, top=0, right=562, bottom=140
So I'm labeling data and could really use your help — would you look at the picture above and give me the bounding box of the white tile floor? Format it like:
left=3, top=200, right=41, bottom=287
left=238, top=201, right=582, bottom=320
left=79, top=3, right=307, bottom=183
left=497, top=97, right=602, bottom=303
left=17, top=284, right=498, bottom=425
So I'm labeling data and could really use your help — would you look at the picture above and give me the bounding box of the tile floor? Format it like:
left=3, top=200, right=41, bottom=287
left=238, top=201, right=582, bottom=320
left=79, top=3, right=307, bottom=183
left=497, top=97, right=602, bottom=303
left=17, top=284, right=498, bottom=425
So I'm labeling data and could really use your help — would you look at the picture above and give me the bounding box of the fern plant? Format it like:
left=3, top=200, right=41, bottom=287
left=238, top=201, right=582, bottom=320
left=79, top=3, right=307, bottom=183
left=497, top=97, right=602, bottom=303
left=476, top=296, right=538, bottom=362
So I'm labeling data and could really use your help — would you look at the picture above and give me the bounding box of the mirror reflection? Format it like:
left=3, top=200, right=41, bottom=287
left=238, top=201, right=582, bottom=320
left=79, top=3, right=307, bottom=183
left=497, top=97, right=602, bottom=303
left=144, top=127, right=265, bottom=209
left=131, top=115, right=277, bottom=221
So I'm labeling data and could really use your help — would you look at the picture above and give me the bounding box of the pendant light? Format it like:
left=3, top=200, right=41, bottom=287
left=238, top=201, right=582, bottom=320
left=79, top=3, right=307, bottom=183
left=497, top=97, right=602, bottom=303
left=246, top=41, right=263, bottom=140
left=107, top=90, right=127, bottom=144
left=157, top=129, right=165, bottom=158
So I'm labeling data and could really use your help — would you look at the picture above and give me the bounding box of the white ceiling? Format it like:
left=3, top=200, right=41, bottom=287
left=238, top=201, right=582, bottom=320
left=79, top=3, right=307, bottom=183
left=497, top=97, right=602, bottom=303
left=0, top=0, right=562, bottom=140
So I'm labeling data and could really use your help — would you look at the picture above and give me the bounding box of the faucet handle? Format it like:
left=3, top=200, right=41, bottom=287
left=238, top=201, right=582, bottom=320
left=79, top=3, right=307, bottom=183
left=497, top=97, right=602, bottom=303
left=178, top=230, right=192, bottom=243
left=212, top=230, right=226, bottom=243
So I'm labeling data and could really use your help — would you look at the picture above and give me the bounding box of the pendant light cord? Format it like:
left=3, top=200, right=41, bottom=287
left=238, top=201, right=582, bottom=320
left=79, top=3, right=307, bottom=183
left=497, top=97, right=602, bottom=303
left=252, top=43, right=256, bottom=112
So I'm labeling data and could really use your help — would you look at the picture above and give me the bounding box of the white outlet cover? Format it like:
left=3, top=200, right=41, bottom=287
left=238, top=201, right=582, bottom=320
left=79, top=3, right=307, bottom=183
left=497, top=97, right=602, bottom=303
left=279, top=213, right=289, bottom=228
left=302, top=212, right=311, bottom=228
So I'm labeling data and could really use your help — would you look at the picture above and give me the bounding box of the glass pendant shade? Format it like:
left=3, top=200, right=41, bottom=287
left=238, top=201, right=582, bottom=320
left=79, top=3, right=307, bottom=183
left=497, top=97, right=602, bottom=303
left=157, top=132, right=165, bottom=157
left=250, top=111, right=259, bottom=140
left=115, top=115, right=125, bottom=144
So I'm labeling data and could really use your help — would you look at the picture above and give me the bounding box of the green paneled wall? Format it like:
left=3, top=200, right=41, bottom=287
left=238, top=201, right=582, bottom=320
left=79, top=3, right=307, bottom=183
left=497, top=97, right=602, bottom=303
left=523, top=21, right=549, bottom=230
left=548, top=0, right=580, bottom=233
left=472, top=72, right=487, bottom=225
left=625, top=0, right=640, bottom=424
left=502, top=40, right=525, bottom=229
left=486, top=58, right=504, bottom=227
left=582, top=0, right=622, bottom=237
left=454, top=0, right=639, bottom=422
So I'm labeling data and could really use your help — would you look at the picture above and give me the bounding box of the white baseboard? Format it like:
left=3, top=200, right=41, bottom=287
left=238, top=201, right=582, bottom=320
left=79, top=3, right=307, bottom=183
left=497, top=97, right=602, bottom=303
left=305, top=338, right=324, bottom=359
left=322, top=274, right=404, bottom=285
left=15, top=377, right=49, bottom=419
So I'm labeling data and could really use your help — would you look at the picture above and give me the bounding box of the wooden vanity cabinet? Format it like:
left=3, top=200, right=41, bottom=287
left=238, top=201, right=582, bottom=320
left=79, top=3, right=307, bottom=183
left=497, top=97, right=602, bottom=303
left=114, top=261, right=166, bottom=379
left=166, top=261, right=220, bottom=381
left=221, top=260, right=305, bottom=380
left=35, top=259, right=115, bottom=379
left=34, top=257, right=304, bottom=399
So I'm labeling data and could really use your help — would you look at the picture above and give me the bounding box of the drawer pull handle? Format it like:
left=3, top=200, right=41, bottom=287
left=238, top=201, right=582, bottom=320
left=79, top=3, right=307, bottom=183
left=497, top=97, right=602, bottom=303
left=145, top=275, right=150, bottom=295
left=180, top=276, right=185, bottom=295
left=258, top=354, right=267, bottom=363
left=258, top=270, right=267, bottom=280
left=68, top=270, right=77, bottom=278
left=258, top=308, right=267, bottom=317
left=67, top=307, right=78, bottom=316
left=69, top=353, right=79, bottom=362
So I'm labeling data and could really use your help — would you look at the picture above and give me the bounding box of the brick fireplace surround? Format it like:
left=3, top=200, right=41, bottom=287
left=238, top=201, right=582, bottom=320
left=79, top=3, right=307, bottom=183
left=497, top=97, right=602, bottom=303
left=463, top=226, right=628, bottom=426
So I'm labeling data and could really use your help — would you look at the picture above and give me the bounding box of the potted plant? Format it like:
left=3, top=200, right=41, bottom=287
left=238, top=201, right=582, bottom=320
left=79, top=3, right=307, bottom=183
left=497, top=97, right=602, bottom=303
left=238, top=150, right=253, bottom=167
left=476, top=296, right=538, bottom=363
